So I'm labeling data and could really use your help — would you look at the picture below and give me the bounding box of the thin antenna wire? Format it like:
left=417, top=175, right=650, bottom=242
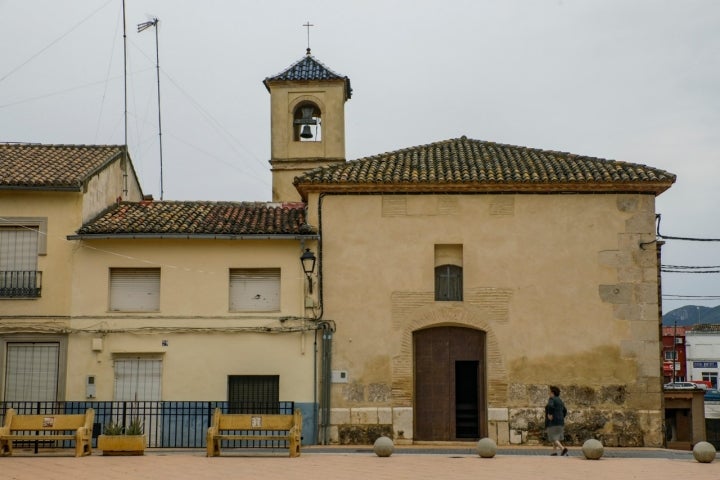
left=138, top=18, right=164, bottom=200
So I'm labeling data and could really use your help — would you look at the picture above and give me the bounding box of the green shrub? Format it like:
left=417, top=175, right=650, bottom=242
left=103, top=421, right=124, bottom=435
left=125, top=418, right=144, bottom=435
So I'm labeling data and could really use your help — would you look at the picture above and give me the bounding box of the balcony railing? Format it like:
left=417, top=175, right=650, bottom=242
left=0, top=270, right=42, bottom=298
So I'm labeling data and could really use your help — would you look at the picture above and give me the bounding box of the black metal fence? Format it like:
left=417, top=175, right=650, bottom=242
left=0, top=401, right=294, bottom=449
left=707, top=419, right=720, bottom=449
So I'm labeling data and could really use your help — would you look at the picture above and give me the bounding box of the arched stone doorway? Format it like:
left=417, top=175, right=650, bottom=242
left=413, top=326, right=487, bottom=441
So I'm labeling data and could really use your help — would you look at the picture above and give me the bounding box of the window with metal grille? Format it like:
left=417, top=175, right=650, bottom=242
left=229, top=268, right=280, bottom=312
left=113, top=357, right=163, bottom=401
left=0, top=225, right=41, bottom=298
left=4, top=343, right=59, bottom=401
left=435, top=265, right=463, bottom=301
left=228, top=375, right=279, bottom=414
left=109, top=268, right=161, bottom=311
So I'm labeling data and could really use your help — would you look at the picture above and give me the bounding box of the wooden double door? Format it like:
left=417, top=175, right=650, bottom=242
left=414, top=326, right=487, bottom=441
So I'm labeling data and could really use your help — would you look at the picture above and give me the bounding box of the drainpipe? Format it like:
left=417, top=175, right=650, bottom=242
left=320, top=322, right=334, bottom=444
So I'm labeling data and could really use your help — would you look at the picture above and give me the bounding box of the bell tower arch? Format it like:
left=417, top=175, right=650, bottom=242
left=263, top=51, right=352, bottom=202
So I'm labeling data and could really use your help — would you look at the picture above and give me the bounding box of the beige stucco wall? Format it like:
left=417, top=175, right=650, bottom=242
left=81, top=158, right=143, bottom=223
left=0, top=191, right=83, bottom=317
left=312, top=193, right=663, bottom=446
left=64, top=331, right=315, bottom=401
left=66, top=238, right=317, bottom=401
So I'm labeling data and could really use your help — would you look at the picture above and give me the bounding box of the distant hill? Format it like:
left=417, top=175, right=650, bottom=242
left=662, top=305, right=720, bottom=326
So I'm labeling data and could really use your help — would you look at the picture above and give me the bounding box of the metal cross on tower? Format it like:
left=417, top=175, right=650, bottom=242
left=303, top=21, right=314, bottom=54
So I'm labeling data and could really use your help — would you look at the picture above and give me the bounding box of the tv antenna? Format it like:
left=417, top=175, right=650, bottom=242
left=138, top=17, right=165, bottom=200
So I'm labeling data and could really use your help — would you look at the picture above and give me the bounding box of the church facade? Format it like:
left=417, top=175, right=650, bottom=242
left=0, top=51, right=675, bottom=447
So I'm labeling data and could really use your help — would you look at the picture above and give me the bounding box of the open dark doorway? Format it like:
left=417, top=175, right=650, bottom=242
left=455, top=360, right=479, bottom=438
left=414, top=326, right=486, bottom=441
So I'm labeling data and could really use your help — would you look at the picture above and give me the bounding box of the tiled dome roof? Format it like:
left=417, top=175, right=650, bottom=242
left=263, top=53, right=352, bottom=99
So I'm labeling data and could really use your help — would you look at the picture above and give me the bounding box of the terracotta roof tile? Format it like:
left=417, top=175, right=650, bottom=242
left=263, top=53, right=352, bottom=99
left=294, top=136, right=676, bottom=196
left=0, top=143, right=125, bottom=189
left=76, top=201, right=312, bottom=237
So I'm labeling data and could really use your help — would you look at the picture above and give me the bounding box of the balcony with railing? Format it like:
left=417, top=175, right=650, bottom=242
left=0, top=270, right=42, bottom=298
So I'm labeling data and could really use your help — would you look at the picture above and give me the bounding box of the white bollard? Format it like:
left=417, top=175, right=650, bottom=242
left=476, top=437, right=497, bottom=458
left=373, top=436, right=394, bottom=457
left=582, top=439, right=604, bottom=460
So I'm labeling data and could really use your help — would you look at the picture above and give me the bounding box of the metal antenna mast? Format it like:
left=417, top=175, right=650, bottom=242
left=138, top=18, right=164, bottom=200
left=121, top=0, right=128, bottom=197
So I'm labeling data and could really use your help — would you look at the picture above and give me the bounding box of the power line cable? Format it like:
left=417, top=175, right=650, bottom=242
left=94, top=2, right=123, bottom=142
left=0, top=0, right=114, bottom=84
left=661, top=269, right=720, bottom=274
left=663, top=295, right=720, bottom=299
left=656, top=214, right=720, bottom=242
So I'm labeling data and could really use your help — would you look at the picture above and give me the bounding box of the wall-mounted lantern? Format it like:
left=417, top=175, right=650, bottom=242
left=300, top=248, right=317, bottom=294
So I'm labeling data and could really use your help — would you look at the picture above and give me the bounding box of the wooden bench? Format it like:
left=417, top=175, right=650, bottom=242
left=0, top=408, right=94, bottom=457
left=206, top=408, right=302, bottom=457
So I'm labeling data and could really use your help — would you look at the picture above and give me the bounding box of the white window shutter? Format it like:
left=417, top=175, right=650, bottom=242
left=4, top=343, right=59, bottom=401
left=229, top=268, right=280, bottom=312
left=110, top=268, right=160, bottom=311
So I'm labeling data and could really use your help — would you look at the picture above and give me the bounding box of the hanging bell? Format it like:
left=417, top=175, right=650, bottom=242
left=300, top=125, right=313, bottom=139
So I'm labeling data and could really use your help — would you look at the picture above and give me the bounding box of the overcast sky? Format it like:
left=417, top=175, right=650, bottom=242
left=0, top=0, right=718, bottom=313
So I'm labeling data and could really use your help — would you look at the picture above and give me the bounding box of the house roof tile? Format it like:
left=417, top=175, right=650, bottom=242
left=0, top=143, right=125, bottom=189
left=294, top=136, right=676, bottom=196
left=263, top=53, right=352, bottom=99
left=75, top=201, right=312, bottom=237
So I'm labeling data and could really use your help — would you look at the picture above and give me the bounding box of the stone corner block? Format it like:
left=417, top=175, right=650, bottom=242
left=350, top=407, right=379, bottom=425
left=488, top=408, right=509, bottom=422
left=330, top=408, right=350, bottom=425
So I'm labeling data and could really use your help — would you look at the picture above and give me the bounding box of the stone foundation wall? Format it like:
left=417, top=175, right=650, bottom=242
left=327, top=404, right=663, bottom=447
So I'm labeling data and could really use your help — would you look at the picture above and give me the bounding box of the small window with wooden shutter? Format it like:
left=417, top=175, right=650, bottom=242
left=434, top=244, right=463, bottom=302
left=109, top=268, right=161, bottom=312
left=229, top=268, right=280, bottom=312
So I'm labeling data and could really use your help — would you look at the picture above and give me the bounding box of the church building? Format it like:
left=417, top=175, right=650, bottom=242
left=0, top=49, right=675, bottom=447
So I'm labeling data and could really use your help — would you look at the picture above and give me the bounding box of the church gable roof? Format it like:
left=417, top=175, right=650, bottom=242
left=73, top=201, right=313, bottom=238
left=0, top=143, right=125, bottom=190
left=294, top=136, right=676, bottom=196
left=263, top=53, right=352, bottom=99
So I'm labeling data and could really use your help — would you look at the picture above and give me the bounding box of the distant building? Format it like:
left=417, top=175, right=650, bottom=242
left=685, top=324, right=720, bottom=389
left=662, top=326, right=689, bottom=383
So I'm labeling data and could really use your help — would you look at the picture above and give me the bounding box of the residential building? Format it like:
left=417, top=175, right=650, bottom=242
left=0, top=50, right=676, bottom=447
left=685, top=324, right=720, bottom=389
left=0, top=144, right=142, bottom=402
left=662, top=326, right=688, bottom=383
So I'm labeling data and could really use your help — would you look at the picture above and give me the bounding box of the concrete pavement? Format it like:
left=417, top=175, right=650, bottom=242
left=0, top=446, right=718, bottom=480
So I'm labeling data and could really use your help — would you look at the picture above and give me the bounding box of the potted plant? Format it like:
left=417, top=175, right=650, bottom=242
left=97, top=418, right=146, bottom=456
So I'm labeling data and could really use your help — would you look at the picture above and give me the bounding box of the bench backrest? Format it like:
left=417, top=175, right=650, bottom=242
left=213, top=409, right=300, bottom=431
left=3, top=408, right=94, bottom=432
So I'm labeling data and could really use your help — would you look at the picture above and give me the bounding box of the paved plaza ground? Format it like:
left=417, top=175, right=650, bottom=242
left=0, top=446, right=718, bottom=480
